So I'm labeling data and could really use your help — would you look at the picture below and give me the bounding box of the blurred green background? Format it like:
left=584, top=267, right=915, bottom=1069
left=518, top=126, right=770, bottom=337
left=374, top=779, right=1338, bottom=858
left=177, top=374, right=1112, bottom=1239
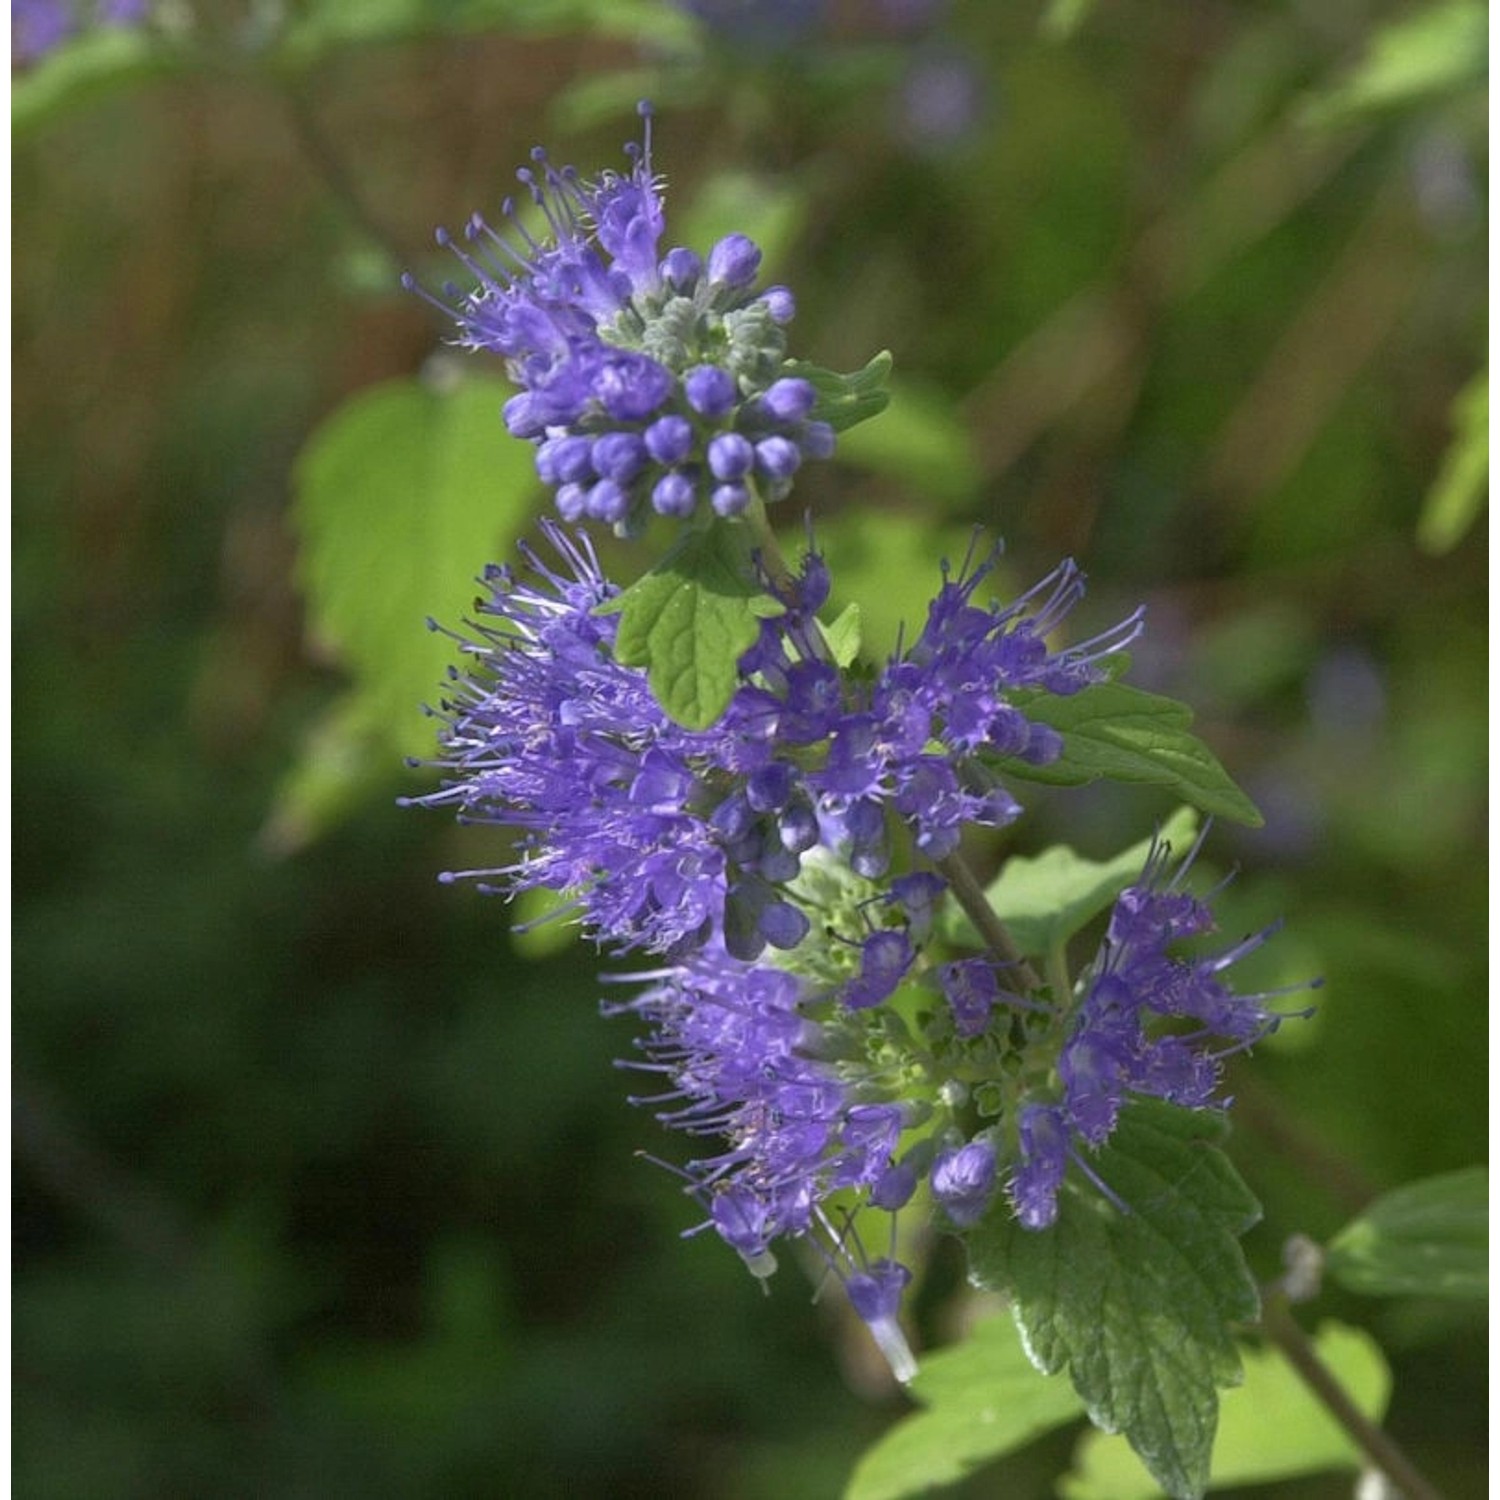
left=12, top=1, right=1487, bottom=1496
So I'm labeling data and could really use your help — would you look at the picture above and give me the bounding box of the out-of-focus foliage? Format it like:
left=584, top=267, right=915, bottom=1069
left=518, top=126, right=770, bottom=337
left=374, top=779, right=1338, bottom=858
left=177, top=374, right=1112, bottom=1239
left=14, top=0, right=1486, bottom=1496
left=1326, top=1167, right=1488, bottom=1301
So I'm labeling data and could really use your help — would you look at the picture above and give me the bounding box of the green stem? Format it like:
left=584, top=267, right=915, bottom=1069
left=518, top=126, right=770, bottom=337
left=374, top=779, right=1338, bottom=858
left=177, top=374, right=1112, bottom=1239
left=1045, top=941, right=1073, bottom=1007
left=1259, top=1291, right=1446, bottom=1500
left=934, top=852, right=1043, bottom=994
left=743, top=492, right=796, bottom=595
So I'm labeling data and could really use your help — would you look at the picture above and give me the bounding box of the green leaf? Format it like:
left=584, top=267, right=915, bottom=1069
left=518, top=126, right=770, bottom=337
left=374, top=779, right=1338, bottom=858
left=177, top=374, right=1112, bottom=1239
left=1417, top=369, right=1488, bottom=555
left=508, top=887, right=580, bottom=960
left=1061, top=1322, right=1392, bottom=1499
left=13, top=28, right=189, bottom=139
left=844, top=1315, right=1085, bottom=1500
left=1040, top=0, right=1096, bottom=40
left=944, top=808, right=1199, bottom=957
left=259, top=695, right=401, bottom=857
left=292, top=373, right=540, bottom=758
left=967, top=1101, right=1262, bottom=1500
left=275, top=0, right=687, bottom=70
left=783, top=350, right=894, bottom=434
left=999, top=681, right=1263, bottom=827
left=835, top=378, right=982, bottom=508
left=822, top=602, right=863, bottom=668
left=1327, top=1166, right=1487, bottom=1300
left=608, top=520, right=776, bottom=729
left=1301, top=0, right=1487, bottom=128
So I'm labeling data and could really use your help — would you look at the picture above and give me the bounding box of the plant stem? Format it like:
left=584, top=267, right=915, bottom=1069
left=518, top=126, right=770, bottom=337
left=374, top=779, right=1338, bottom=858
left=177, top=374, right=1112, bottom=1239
left=281, top=84, right=410, bottom=271
left=1045, top=941, right=1073, bottom=1008
left=1259, top=1290, right=1446, bottom=1500
left=743, top=493, right=796, bottom=594
left=934, top=851, right=1042, bottom=994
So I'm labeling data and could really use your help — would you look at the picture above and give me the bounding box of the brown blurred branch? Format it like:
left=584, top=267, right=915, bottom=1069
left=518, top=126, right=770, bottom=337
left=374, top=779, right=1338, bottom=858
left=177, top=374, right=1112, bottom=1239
left=1229, top=1069, right=1381, bottom=1218
left=1198, top=176, right=1424, bottom=505
left=281, top=85, right=411, bottom=270
left=1261, top=1289, right=1447, bottom=1500
left=962, top=116, right=1368, bottom=481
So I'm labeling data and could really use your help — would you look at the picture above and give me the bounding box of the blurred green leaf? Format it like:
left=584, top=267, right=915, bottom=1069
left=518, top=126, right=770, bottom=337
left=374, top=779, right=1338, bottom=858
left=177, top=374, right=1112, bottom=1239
left=822, top=602, right=863, bottom=668
left=1327, top=1167, right=1487, bottom=1300
left=836, top=378, right=982, bottom=508
left=843, top=1315, right=1085, bottom=1500
left=607, top=518, right=781, bottom=729
left=1041, top=0, right=1096, bottom=42
left=292, top=372, right=538, bottom=754
left=945, top=808, right=1199, bottom=958
left=1061, top=1322, right=1391, bottom=1499
left=509, top=886, right=579, bottom=959
left=1302, top=0, right=1487, bottom=127
left=999, top=682, right=1264, bottom=827
left=260, top=695, right=406, bottom=856
left=815, top=513, right=978, bottom=662
left=12, top=28, right=190, bottom=139
left=1417, top=369, right=1488, bottom=554
left=277, top=0, right=686, bottom=69
left=968, top=1101, right=1261, bottom=1500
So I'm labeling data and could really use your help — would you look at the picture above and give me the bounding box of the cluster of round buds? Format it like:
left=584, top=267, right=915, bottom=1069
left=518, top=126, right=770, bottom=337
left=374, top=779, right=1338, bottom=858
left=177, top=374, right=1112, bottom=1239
left=411, top=107, right=837, bottom=534
left=533, top=235, right=836, bottom=527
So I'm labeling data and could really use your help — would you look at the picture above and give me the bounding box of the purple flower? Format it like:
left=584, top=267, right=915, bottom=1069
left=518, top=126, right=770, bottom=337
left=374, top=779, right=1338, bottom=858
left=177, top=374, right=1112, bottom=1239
left=672, top=0, right=828, bottom=49
left=1009, top=834, right=1318, bottom=1229
left=13, top=0, right=75, bottom=64
left=409, top=107, right=839, bottom=530
left=936, top=957, right=1000, bottom=1037
left=931, top=1138, right=998, bottom=1226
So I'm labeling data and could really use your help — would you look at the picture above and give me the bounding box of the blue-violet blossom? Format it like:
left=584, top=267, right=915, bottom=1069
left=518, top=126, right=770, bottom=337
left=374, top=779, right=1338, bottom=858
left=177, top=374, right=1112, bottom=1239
left=409, top=107, right=834, bottom=532
left=1009, top=835, right=1320, bottom=1229
left=408, top=524, right=1140, bottom=966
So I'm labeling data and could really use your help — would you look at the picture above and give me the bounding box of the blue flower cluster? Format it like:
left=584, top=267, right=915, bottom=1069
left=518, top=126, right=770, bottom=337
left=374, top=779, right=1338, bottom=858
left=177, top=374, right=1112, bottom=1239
left=1010, top=840, right=1320, bottom=1230
left=410, top=107, right=834, bottom=531
left=411, top=119, right=1309, bottom=1380
left=407, top=523, right=1137, bottom=965
left=408, top=517, right=1316, bottom=1374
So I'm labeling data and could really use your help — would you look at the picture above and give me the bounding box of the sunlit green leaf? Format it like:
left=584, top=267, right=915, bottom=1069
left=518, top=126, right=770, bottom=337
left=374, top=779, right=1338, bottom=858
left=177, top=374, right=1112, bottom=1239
left=1417, top=369, right=1488, bottom=554
left=818, top=601, right=863, bottom=668
left=607, top=519, right=779, bottom=729
left=968, top=1101, right=1261, bottom=1500
left=999, top=682, right=1263, bottom=827
left=1327, top=1166, right=1487, bottom=1300
left=783, top=350, right=893, bottom=434
left=844, top=1315, right=1085, bottom=1500
left=1301, top=0, right=1486, bottom=127
left=1061, top=1322, right=1391, bottom=1499
left=944, top=808, right=1199, bottom=957
left=292, top=372, right=539, bottom=757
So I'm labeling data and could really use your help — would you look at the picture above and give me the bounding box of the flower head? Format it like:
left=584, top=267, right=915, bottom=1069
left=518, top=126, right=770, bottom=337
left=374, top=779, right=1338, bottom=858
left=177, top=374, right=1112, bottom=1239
left=410, top=106, right=835, bottom=532
left=409, top=526, right=1138, bottom=970
left=1009, top=834, right=1319, bottom=1229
